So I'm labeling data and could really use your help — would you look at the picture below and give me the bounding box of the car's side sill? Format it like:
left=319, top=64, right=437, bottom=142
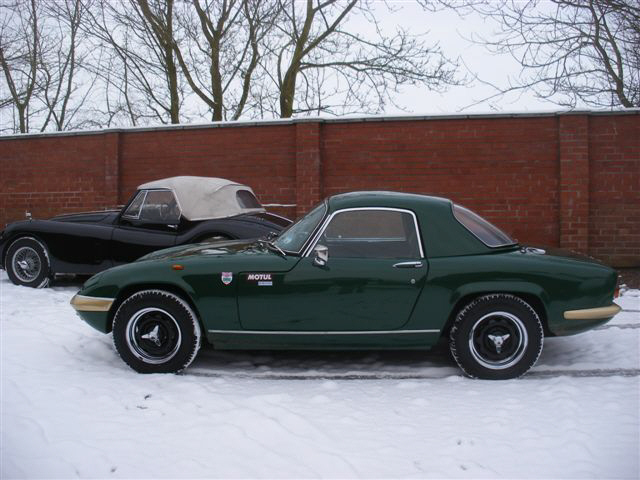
left=208, top=329, right=440, bottom=335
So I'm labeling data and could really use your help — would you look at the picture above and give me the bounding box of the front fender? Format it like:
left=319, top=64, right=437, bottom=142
left=76, top=257, right=242, bottom=334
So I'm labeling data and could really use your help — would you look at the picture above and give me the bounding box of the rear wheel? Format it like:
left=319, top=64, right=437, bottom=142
left=112, top=290, right=201, bottom=373
left=6, top=237, right=51, bottom=288
left=450, top=294, right=543, bottom=380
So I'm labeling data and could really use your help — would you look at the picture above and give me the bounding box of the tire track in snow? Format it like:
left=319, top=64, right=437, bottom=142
left=595, top=323, right=639, bottom=330
left=184, top=367, right=640, bottom=381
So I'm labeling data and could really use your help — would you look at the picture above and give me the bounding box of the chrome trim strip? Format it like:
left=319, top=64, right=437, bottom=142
left=302, top=207, right=425, bottom=259
left=70, top=294, right=115, bottom=312
left=207, top=329, right=440, bottom=335
left=563, top=304, right=621, bottom=320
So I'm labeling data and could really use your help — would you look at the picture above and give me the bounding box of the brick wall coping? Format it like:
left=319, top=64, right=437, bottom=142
left=1, top=109, right=638, bottom=141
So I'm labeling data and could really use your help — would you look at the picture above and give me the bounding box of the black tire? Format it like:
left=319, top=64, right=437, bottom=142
left=5, top=237, right=51, bottom=288
left=112, top=290, right=202, bottom=374
left=450, top=294, right=543, bottom=380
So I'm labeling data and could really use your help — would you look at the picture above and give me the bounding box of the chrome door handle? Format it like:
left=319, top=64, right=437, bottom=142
left=393, top=261, right=423, bottom=268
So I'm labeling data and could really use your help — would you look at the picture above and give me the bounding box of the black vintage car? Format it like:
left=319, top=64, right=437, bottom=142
left=0, top=176, right=291, bottom=287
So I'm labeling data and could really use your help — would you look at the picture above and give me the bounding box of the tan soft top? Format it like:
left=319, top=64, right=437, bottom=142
left=138, top=176, right=264, bottom=221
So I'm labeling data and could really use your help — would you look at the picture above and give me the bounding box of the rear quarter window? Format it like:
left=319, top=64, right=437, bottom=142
left=236, top=190, right=261, bottom=208
left=453, top=204, right=515, bottom=248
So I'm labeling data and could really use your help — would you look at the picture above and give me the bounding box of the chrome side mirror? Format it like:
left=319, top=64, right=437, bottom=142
left=313, top=244, right=329, bottom=267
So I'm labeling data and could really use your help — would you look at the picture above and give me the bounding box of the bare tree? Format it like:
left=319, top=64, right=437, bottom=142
left=265, top=0, right=460, bottom=118
left=1, top=0, right=465, bottom=130
left=469, top=0, right=639, bottom=108
left=84, top=0, right=185, bottom=125
left=1, top=0, right=96, bottom=133
left=38, top=0, right=93, bottom=131
left=0, top=0, right=41, bottom=133
left=163, top=0, right=278, bottom=121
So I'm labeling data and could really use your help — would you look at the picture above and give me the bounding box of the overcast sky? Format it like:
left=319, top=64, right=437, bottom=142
left=0, top=1, right=584, bottom=135
left=355, top=2, right=564, bottom=116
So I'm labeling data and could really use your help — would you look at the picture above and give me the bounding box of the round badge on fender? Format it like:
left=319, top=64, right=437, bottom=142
left=221, top=272, right=233, bottom=285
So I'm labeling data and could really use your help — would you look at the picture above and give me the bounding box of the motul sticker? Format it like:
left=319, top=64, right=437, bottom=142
left=247, top=274, right=272, bottom=281
left=247, top=273, right=273, bottom=286
left=221, top=272, right=233, bottom=285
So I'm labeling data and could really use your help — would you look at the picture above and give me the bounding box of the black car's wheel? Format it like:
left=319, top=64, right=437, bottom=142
left=112, top=290, right=202, bottom=373
left=5, top=237, right=51, bottom=288
left=450, top=294, right=543, bottom=380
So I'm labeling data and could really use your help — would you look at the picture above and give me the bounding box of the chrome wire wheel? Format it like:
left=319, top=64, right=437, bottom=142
left=11, top=246, right=42, bottom=283
left=468, top=311, right=528, bottom=370
left=125, top=307, right=182, bottom=365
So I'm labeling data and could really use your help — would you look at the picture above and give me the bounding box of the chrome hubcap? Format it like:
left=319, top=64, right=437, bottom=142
left=469, top=311, right=528, bottom=370
left=126, top=308, right=181, bottom=364
left=141, top=325, right=162, bottom=346
left=487, top=333, right=511, bottom=354
left=12, top=246, right=41, bottom=282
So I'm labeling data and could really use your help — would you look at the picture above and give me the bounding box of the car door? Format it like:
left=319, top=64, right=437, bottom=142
left=111, top=189, right=180, bottom=264
left=238, top=208, right=428, bottom=331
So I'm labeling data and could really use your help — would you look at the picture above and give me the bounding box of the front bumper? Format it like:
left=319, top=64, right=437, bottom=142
left=71, top=294, right=114, bottom=333
left=70, top=294, right=114, bottom=312
left=563, top=304, right=621, bottom=320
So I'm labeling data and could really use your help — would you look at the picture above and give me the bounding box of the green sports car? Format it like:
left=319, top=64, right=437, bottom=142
left=71, top=192, right=620, bottom=379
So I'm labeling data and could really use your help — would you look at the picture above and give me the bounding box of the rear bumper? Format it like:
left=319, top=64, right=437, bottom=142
left=563, top=304, right=621, bottom=320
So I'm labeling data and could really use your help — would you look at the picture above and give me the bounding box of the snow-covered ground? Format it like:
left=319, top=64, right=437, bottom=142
left=1, top=271, right=638, bottom=479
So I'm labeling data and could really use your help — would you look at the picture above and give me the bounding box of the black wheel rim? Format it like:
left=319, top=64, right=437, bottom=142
left=12, top=246, right=41, bottom=282
left=468, top=311, right=528, bottom=370
left=126, top=307, right=182, bottom=364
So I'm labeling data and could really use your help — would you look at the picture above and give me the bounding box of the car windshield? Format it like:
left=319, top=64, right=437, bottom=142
left=453, top=204, right=516, bottom=247
left=274, top=202, right=327, bottom=253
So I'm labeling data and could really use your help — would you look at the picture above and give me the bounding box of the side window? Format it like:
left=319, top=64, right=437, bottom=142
left=123, top=190, right=180, bottom=224
left=122, top=191, right=146, bottom=219
left=139, top=190, right=181, bottom=224
left=318, top=210, right=421, bottom=259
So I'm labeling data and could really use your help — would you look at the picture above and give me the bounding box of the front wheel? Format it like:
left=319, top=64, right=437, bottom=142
left=5, top=237, right=51, bottom=288
left=112, top=290, right=202, bottom=373
left=450, top=294, right=543, bottom=380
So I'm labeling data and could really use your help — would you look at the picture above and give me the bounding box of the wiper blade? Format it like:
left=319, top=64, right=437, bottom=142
left=268, top=241, right=286, bottom=257
left=258, top=239, right=286, bottom=257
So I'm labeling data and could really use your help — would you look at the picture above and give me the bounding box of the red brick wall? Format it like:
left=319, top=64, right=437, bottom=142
left=0, top=133, right=121, bottom=222
left=589, top=115, right=640, bottom=266
left=117, top=125, right=297, bottom=219
left=322, top=117, right=560, bottom=247
left=1, top=112, right=638, bottom=267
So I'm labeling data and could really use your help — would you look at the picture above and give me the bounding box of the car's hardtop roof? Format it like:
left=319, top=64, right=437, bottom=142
left=327, top=191, right=452, bottom=211
left=326, top=191, right=499, bottom=257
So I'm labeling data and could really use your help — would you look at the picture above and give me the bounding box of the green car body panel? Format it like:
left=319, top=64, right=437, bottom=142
left=73, top=192, right=619, bottom=350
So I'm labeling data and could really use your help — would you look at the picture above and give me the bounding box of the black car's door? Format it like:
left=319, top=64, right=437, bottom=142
left=110, top=189, right=180, bottom=264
